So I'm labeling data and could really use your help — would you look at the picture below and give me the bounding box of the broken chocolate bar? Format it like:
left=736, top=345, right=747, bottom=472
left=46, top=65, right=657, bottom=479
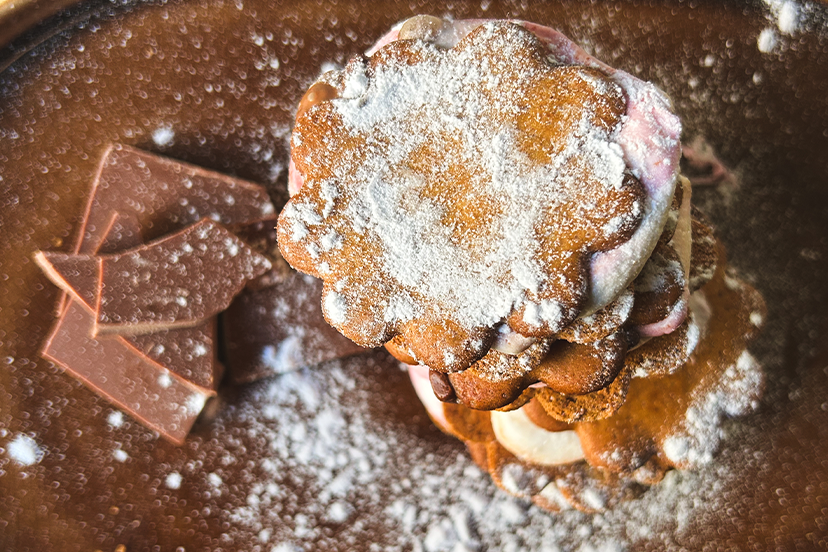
left=94, top=218, right=272, bottom=334
left=36, top=146, right=283, bottom=445
left=38, top=218, right=272, bottom=335
left=36, top=144, right=368, bottom=444
left=77, top=144, right=276, bottom=254
left=38, top=209, right=224, bottom=443
left=35, top=252, right=101, bottom=313
left=55, top=145, right=279, bottom=315
left=42, top=301, right=215, bottom=445
left=127, top=320, right=222, bottom=390
left=43, top=209, right=223, bottom=390
left=97, top=210, right=143, bottom=254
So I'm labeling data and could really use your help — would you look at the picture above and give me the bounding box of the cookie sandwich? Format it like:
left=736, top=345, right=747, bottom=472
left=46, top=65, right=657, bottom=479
left=277, top=16, right=765, bottom=511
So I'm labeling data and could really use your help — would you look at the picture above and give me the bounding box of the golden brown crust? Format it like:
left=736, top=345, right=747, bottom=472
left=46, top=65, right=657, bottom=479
left=625, top=318, right=695, bottom=379
left=418, top=242, right=765, bottom=510
left=523, top=398, right=574, bottom=432
left=383, top=335, right=418, bottom=365
left=446, top=339, right=549, bottom=410
left=534, top=363, right=634, bottom=423
left=278, top=22, right=646, bottom=373
left=557, top=286, right=634, bottom=344
left=296, top=82, right=338, bottom=120
left=412, top=208, right=721, bottom=413
left=531, top=332, right=627, bottom=395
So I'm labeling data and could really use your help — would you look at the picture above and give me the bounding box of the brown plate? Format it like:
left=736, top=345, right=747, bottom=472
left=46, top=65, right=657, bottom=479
left=1, top=1, right=828, bottom=550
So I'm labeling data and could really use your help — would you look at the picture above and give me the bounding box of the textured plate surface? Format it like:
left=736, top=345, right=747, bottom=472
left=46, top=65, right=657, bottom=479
left=1, top=1, right=827, bottom=550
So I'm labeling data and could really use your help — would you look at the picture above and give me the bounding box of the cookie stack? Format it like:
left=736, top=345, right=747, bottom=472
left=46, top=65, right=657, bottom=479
left=277, top=17, right=765, bottom=511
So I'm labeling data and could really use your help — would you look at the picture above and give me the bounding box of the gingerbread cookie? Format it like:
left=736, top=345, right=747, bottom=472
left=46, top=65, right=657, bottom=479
left=279, top=19, right=682, bottom=375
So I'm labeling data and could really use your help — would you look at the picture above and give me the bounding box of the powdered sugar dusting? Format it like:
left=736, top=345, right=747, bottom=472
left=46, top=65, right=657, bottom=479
left=324, top=291, right=347, bottom=324
left=165, top=471, right=183, bottom=489
left=6, top=434, right=44, bottom=467
left=663, top=351, right=763, bottom=468
left=107, top=410, right=125, bottom=428
left=285, top=21, right=669, bottom=345
left=209, top=356, right=736, bottom=550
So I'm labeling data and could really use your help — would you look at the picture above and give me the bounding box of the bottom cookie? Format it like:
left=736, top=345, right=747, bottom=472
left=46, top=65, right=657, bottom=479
left=406, top=253, right=765, bottom=512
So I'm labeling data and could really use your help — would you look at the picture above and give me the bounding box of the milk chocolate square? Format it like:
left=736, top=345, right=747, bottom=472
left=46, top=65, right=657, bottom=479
left=42, top=301, right=215, bottom=445
left=39, top=218, right=272, bottom=335
left=94, top=218, right=271, bottom=334
left=76, top=144, right=276, bottom=254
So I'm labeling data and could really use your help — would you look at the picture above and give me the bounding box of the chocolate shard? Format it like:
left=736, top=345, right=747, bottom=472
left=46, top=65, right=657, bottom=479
left=39, top=211, right=223, bottom=444
left=42, top=301, right=215, bottom=445
left=97, top=210, right=224, bottom=388
left=36, top=146, right=277, bottom=445
left=127, top=319, right=223, bottom=390
left=76, top=144, right=277, bottom=254
left=98, top=210, right=143, bottom=254
left=34, top=251, right=101, bottom=314
left=223, top=271, right=368, bottom=384
left=36, top=219, right=272, bottom=335
left=93, top=218, right=272, bottom=335
left=232, top=217, right=293, bottom=290
left=48, top=211, right=144, bottom=315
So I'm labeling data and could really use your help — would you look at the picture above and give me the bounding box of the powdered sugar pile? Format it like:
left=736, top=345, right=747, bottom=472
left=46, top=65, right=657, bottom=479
left=5, top=434, right=45, bottom=467
left=208, top=354, right=744, bottom=551
left=663, top=350, right=763, bottom=468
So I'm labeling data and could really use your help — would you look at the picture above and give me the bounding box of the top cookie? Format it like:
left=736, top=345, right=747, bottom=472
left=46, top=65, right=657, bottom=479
left=278, top=21, right=650, bottom=372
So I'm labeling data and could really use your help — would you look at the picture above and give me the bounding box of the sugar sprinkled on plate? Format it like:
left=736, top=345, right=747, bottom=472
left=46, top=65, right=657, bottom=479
left=202, top=355, right=735, bottom=550
left=6, top=434, right=44, bottom=467
left=166, top=471, right=183, bottom=489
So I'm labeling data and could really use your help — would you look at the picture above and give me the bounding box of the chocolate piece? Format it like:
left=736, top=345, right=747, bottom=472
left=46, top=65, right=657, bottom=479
left=97, top=211, right=143, bottom=254
left=42, top=301, right=214, bottom=445
left=56, top=209, right=143, bottom=315
left=38, top=214, right=224, bottom=443
left=34, top=251, right=101, bottom=312
left=40, top=219, right=272, bottom=335
left=34, top=146, right=295, bottom=443
left=429, top=370, right=456, bottom=402
left=99, top=211, right=224, bottom=386
left=95, top=218, right=271, bottom=334
left=76, top=144, right=276, bottom=254
left=78, top=211, right=224, bottom=387
left=43, top=301, right=223, bottom=390
left=54, top=146, right=277, bottom=314
left=128, top=320, right=223, bottom=390
left=223, top=271, right=367, bottom=384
